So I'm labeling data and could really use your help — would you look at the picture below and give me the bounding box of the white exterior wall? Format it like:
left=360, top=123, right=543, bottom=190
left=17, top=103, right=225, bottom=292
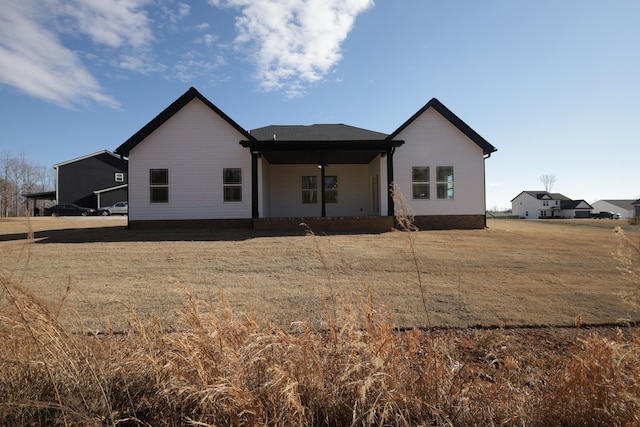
left=128, top=99, right=252, bottom=221
left=392, top=108, right=486, bottom=216
left=367, top=155, right=383, bottom=215
left=267, top=164, right=370, bottom=218
left=512, top=194, right=544, bottom=219
left=259, top=158, right=271, bottom=217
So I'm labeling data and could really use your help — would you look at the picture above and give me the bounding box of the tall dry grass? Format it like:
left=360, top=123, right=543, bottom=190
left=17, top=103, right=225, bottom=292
left=1, top=217, right=640, bottom=426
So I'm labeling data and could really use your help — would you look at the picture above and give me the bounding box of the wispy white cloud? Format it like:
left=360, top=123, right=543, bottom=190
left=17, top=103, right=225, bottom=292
left=0, top=0, right=155, bottom=108
left=209, top=0, right=374, bottom=97
left=174, top=50, right=227, bottom=83
left=194, top=33, right=218, bottom=47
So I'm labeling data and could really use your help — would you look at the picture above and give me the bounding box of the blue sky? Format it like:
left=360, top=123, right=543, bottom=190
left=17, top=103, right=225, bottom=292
left=1, top=0, right=639, bottom=210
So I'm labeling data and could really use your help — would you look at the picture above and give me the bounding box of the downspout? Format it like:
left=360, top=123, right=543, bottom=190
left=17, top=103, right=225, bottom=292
left=483, top=152, right=492, bottom=228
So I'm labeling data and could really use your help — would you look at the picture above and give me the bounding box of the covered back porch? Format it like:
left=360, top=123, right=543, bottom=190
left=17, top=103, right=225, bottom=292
left=241, top=125, right=404, bottom=227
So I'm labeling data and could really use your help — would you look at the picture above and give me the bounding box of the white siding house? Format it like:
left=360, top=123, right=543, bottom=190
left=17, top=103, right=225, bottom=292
left=511, top=191, right=593, bottom=219
left=115, top=87, right=497, bottom=231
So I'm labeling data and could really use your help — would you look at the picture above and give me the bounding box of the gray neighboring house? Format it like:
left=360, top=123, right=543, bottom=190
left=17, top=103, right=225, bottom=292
left=591, top=200, right=637, bottom=219
left=53, top=150, right=128, bottom=209
left=632, top=199, right=640, bottom=217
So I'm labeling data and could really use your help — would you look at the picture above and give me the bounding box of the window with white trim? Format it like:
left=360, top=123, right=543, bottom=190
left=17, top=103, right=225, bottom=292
left=115, top=172, right=124, bottom=182
left=149, top=169, right=168, bottom=203
left=223, top=168, right=242, bottom=202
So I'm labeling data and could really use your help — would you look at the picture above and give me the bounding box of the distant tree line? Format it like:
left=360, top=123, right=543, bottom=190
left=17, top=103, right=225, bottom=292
left=0, top=151, right=54, bottom=217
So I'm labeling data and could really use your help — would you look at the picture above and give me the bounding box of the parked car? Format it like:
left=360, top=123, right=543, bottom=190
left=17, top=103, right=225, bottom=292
left=591, top=211, right=621, bottom=219
left=44, top=204, right=95, bottom=216
left=97, top=201, right=128, bottom=216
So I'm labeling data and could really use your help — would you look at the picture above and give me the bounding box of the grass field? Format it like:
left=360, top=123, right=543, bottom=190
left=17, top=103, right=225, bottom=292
left=2, top=216, right=640, bottom=426
left=1, top=216, right=639, bottom=331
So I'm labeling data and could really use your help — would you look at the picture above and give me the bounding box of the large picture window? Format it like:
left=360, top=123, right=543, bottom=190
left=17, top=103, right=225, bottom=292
left=412, top=166, right=430, bottom=199
left=223, top=168, right=242, bottom=202
left=436, top=166, right=454, bottom=199
left=149, top=169, right=168, bottom=203
left=325, top=176, right=338, bottom=203
left=302, top=176, right=317, bottom=204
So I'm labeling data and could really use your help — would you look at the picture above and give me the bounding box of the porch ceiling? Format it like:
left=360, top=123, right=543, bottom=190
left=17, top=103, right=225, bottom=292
left=240, top=140, right=404, bottom=165
left=262, top=149, right=379, bottom=164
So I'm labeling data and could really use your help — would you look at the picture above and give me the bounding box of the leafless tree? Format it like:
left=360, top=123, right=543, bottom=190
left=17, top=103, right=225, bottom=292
left=540, top=174, right=556, bottom=192
left=0, top=151, right=54, bottom=217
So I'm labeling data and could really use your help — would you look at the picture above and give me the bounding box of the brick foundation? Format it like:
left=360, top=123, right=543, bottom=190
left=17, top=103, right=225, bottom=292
left=411, top=214, right=486, bottom=230
left=127, top=215, right=483, bottom=232
left=253, top=216, right=395, bottom=233
left=128, top=218, right=253, bottom=230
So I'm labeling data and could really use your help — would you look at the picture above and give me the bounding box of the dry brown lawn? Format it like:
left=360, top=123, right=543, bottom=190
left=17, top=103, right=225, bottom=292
left=1, top=216, right=639, bottom=331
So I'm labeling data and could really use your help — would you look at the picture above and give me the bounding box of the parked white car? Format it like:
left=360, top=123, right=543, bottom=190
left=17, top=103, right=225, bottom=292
left=97, top=201, right=128, bottom=216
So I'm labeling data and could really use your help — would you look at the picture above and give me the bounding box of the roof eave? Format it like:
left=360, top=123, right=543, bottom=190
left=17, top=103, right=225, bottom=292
left=239, top=140, right=404, bottom=150
left=115, top=87, right=255, bottom=157
left=387, top=98, right=497, bottom=155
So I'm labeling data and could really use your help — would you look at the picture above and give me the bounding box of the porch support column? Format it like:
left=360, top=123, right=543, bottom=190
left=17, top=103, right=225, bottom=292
left=320, top=164, right=326, bottom=218
left=386, top=148, right=395, bottom=217
left=251, top=152, right=259, bottom=219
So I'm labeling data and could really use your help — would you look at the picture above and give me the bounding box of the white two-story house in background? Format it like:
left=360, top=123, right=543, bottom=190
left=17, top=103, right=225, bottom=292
left=114, top=87, right=497, bottom=232
left=511, top=191, right=593, bottom=219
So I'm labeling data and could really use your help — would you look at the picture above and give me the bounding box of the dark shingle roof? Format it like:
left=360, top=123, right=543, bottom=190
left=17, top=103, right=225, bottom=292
left=249, top=124, right=388, bottom=141
left=521, top=191, right=571, bottom=201
left=560, top=199, right=592, bottom=209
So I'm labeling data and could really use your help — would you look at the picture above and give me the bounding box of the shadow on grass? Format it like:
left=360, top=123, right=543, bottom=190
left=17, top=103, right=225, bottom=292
left=0, top=226, right=310, bottom=244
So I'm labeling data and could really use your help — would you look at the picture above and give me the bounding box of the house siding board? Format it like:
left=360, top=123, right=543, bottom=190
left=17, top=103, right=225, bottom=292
left=128, top=98, right=251, bottom=221
left=57, top=152, right=127, bottom=209
left=392, top=108, right=486, bottom=216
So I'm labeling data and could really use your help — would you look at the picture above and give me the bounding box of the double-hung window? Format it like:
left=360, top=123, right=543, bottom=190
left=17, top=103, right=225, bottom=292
left=149, top=169, right=168, bottom=203
left=302, top=176, right=317, bottom=204
left=223, top=168, right=242, bottom=202
left=412, top=167, right=430, bottom=199
left=115, top=172, right=124, bottom=183
left=436, top=166, right=454, bottom=199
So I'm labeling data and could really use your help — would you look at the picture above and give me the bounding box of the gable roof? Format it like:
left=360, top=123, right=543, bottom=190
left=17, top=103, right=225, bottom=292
left=387, top=98, right=497, bottom=155
left=633, top=199, right=640, bottom=206
left=511, top=191, right=572, bottom=202
left=115, top=87, right=254, bottom=157
left=53, top=150, right=123, bottom=168
left=249, top=124, right=389, bottom=141
left=560, top=199, right=593, bottom=209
